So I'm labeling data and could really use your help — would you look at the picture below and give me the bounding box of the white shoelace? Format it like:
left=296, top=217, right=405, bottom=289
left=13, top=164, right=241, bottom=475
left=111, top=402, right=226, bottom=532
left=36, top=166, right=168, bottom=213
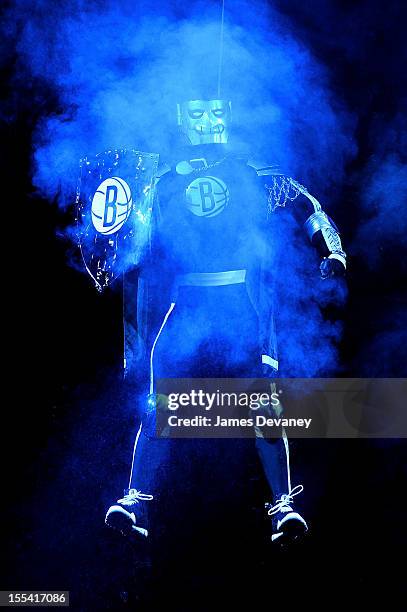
left=266, top=484, right=304, bottom=516
left=117, top=489, right=154, bottom=505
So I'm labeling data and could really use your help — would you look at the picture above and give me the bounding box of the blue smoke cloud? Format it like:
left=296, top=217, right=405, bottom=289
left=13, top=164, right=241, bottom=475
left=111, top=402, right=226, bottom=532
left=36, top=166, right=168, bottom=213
left=356, top=303, right=407, bottom=377
left=6, top=0, right=356, bottom=202
left=5, top=0, right=357, bottom=376
left=352, top=114, right=407, bottom=268
left=350, top=112, right=407, bottom=376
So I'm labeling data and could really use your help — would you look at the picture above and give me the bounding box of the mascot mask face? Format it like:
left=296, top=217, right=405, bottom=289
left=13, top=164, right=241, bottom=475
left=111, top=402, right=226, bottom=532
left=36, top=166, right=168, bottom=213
left=177, top=99, right=232, bottom=145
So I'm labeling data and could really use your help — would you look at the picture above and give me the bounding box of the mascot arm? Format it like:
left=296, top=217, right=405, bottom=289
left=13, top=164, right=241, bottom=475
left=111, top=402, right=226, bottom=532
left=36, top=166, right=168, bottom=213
left=303, top=205, right=347, bottom=278
left=248, top=159, right=346, bottom=278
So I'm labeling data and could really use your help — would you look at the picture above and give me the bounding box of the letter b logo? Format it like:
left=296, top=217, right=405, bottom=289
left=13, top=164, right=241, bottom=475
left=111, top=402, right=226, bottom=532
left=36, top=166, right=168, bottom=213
left=91, top=177, right=132, bottom=235
left=186, top=176, right=229, bottom=218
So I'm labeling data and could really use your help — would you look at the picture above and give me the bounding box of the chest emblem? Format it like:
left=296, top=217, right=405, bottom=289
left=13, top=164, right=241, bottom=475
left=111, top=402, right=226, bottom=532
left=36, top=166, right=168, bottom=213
left=185, top=176, right=229, bottom=218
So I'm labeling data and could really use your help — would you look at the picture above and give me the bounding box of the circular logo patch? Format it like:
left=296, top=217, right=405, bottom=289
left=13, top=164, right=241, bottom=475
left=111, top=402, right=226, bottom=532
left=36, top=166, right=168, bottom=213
left=91, top=176, right=132, bottom=235
left=185, top=176, right=229, bottom=218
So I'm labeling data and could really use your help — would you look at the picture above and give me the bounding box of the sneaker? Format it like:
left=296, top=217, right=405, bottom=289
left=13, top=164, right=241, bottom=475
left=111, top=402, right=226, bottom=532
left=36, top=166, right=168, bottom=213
left=265, top=485, right=308, bottom=544
left=105, top=489, right=153, bottom=537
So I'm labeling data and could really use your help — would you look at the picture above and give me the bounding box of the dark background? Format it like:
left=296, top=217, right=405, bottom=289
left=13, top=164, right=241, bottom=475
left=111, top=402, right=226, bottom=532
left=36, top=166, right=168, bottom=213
left=2, top=0, right=407, bottom=610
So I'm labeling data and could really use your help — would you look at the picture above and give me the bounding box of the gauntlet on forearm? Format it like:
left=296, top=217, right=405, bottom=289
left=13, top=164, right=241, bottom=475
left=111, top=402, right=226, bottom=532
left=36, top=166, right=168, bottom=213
left=304, top=211, right=347, bottom=269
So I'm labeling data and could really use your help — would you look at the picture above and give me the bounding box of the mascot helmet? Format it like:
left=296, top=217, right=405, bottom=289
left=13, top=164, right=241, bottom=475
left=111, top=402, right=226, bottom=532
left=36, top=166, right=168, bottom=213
left=177, top=99, right=232, bottom=145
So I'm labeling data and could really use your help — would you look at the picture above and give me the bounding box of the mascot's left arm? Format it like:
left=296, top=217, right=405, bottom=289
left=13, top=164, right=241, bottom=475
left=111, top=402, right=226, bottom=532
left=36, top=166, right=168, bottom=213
left=249, top=161, right=347, bottom=278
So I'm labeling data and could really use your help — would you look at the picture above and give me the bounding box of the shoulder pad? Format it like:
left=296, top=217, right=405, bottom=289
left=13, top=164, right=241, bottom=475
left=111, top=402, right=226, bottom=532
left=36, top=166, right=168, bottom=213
left=155, top=163, right=172, bottom=182
left=247, top=159, right=283, bottom=176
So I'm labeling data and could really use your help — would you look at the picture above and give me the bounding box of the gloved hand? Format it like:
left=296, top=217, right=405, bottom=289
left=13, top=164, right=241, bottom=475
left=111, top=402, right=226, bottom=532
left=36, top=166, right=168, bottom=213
left=320, top=256, right=346, bottom=279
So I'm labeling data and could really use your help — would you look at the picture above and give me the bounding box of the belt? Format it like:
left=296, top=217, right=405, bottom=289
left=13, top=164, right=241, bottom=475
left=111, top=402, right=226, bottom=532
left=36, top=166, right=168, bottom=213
left=175, top=269, right=246, bottom=287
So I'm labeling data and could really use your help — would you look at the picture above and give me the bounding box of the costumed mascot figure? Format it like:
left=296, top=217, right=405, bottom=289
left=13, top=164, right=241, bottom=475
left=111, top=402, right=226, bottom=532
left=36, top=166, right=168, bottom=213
left=77, top=90, right=346, bottom=545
